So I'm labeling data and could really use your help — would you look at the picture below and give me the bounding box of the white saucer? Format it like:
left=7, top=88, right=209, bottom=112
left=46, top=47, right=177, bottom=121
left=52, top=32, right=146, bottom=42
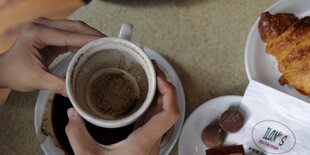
left=178, top=95, right=242, bottom=155
left=34, top=46, right=186, bottom=155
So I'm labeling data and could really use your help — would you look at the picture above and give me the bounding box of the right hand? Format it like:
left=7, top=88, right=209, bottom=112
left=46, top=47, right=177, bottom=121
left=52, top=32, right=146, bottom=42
left=65, top=62, right=180, bottom=155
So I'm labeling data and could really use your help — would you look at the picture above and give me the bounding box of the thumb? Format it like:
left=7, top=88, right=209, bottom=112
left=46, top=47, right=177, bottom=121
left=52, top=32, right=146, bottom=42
left=41, top=73, right=67, bottom=96
left=65, top=108, right=99, bottom=155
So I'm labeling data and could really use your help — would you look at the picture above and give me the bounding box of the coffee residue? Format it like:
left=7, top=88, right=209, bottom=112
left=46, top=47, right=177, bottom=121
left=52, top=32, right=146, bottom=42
left=90, top=71, right=138, bottom=119
left=40, top=94, right=62, bottom=149
left=79, top=50, right=149, bottom=120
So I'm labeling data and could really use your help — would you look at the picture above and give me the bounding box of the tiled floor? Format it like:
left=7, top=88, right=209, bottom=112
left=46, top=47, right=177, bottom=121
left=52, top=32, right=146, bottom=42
left=0, top=0, right=84, bottom=106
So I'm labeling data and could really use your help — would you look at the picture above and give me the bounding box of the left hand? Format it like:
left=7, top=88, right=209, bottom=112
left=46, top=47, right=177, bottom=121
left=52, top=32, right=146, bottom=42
left=0, top=17, right=105, bottom=96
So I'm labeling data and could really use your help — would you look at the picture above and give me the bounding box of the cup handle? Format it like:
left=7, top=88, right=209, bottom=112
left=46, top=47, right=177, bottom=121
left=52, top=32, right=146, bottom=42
left=118, top=23, right=133, bottom=41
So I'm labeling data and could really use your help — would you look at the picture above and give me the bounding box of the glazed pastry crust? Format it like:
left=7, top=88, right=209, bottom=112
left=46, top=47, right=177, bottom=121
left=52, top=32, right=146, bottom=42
left=259, top=12, right=298, bottom=43
left=259, top=12, right=310, bottom=95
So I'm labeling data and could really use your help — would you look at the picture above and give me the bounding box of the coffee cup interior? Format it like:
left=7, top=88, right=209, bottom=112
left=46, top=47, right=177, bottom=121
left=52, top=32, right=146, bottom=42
left=67, top=38, right=155, bottom=123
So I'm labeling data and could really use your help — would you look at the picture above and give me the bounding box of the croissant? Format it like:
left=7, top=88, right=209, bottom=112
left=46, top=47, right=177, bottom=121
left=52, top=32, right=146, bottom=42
left=259, top=12, right=310, bottom=95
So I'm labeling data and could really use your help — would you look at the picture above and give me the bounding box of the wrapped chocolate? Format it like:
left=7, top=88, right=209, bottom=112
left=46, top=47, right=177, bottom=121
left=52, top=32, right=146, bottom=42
left=226, top=80, right=310, bottom=155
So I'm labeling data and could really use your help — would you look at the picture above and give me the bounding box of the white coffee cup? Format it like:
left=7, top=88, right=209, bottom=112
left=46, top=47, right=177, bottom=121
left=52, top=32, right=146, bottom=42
left=66, top=23, right=156, bottom=128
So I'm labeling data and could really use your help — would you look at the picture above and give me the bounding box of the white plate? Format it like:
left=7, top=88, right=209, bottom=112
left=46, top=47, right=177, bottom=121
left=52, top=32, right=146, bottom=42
left=178, top=95, right=242, bottom=155
left=244, top=0, right=310, bottom=103
left=34, top=46, right=186, bottom=155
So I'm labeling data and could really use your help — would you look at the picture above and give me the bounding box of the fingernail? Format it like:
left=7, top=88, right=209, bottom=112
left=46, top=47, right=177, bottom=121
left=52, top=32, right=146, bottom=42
left=62, top=88, right=68, bottom=97
left=56, top=86, right=68, bottom=97
left=56, top=86, right=64, bottom=94
left=67, top=108, right=75, bottom=119
left=157, top=76, right=165, bottom=83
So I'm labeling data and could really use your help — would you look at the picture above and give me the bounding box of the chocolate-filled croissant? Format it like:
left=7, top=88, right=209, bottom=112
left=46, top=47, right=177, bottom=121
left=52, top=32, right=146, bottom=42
left=259, top=11, right=310, bottom=95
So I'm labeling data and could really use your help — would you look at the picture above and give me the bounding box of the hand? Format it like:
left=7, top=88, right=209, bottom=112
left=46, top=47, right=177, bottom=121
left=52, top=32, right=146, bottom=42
left=65, top=63, right=180, bottom=155
left=0, top=17, right=105, bottom=96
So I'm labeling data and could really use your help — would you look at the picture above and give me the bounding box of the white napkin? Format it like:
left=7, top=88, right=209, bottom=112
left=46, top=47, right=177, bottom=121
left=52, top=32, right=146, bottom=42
left=226, top=80, right=310, bottom=155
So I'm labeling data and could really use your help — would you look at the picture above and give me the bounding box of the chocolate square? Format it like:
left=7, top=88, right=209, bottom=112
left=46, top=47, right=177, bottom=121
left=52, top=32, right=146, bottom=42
left=205, top=145, right=245, bottom=155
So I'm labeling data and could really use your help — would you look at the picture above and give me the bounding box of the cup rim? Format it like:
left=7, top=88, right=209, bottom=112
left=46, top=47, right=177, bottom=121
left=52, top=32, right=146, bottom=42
left=66, top=37, right=156, bottom=128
